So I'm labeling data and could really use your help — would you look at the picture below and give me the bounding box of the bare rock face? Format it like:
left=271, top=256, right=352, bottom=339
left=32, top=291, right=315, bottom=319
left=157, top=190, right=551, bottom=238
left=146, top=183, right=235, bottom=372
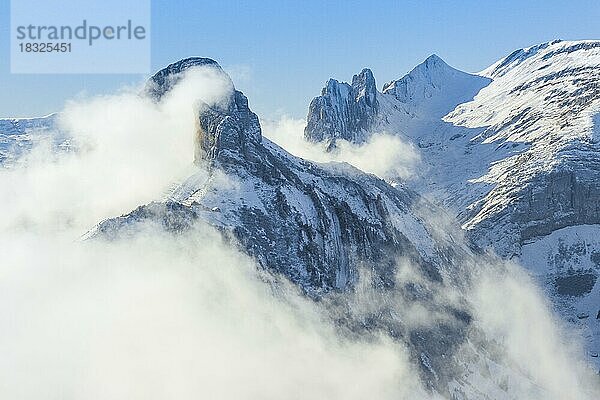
left=469, top=166, right=600, bottom=258
left=195, top=89, right=262, bottom=165
left=519, top=168, right=600, bottom=241
left=304, top=68, right=379, bottom=145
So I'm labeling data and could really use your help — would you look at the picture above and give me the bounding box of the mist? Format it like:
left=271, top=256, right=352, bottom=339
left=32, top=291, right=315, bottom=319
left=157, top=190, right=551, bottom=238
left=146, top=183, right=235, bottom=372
left=0, top=66, right=232, bottom=232
left=261, top=116, right=420, bottom=180
left=0, top=67, right=598, bottom=399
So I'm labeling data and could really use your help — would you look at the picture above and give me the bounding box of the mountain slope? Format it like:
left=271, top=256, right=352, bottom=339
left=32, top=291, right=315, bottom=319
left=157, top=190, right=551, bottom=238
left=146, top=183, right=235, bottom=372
left=304, top=39, right=600, bottom=367
left=2, top=51, right=599, bottom=397
left=93, top=58, right=465, bottom=293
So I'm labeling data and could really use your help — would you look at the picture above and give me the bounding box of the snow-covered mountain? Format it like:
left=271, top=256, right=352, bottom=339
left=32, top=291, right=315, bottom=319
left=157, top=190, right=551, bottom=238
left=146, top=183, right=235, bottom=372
left=82, top=58, right=496, bottom=392
left=94, top=58, right=463, bottom=293
left=305, top=39, right=600, bottom=367
left=0, top=114, right=66, bottom=165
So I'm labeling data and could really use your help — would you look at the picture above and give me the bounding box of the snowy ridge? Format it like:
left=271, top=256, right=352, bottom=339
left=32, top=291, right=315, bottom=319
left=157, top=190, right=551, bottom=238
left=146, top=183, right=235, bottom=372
left=445, top=39, right=600, bottom=250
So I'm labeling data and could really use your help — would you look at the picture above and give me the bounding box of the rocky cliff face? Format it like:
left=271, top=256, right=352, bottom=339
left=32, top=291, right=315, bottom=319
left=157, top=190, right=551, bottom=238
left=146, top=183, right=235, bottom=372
left=195, top=89, right=262, bottom=165
left=147, top=57, right=264, bottom=166
left=467, top=163, right=600, bottom=257
left=304, top=68, right=379, bottom=145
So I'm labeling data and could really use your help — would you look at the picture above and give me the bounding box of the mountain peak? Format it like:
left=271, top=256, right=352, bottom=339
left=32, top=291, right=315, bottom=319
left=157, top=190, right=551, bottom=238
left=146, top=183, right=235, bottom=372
left=403, top=54, right=454, bottom=78
left=145, top=57, right=262, bottom=166
left=423, top=53, right=447, bottom=67
left=382, top=54, right=489, bottom=115
left=351, top=68, right=377, bottom=107
left=399, top=54, right=455, bottom=81
left=161, top=57, right=220, bottom=71
left=146, top=57, right=223, bottom=100
left=352, top=68, right=375, bottom=84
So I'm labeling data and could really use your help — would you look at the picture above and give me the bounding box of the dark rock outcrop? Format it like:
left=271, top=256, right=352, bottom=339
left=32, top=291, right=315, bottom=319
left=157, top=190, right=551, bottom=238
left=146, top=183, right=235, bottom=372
left=304, top=68, right=379, bottom=145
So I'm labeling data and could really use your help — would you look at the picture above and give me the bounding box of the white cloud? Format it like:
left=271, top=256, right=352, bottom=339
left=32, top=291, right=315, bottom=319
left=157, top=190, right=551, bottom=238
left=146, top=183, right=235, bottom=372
left=469, top=260, right=600, bottom=399
left=0, top=66, right=232, bottom=232
left=261, top=116, right=420, bottom=180
left=0, top=225, right=435, bottom=400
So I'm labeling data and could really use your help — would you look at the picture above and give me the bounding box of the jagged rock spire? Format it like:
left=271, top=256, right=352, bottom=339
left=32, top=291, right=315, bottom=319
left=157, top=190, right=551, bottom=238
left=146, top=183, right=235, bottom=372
left=351, top=68, right=378, bottom=107
left=304, top=68, right=379, bottom=145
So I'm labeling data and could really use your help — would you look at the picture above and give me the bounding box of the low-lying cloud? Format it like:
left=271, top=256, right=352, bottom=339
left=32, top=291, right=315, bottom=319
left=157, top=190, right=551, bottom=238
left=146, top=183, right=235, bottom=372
left=261, top=116, right=420, bottom=180
left=1, top=226, right=438, bottom=400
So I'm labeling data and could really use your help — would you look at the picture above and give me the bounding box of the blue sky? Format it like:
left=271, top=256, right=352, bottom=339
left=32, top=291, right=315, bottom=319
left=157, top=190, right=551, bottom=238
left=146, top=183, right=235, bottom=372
left=1, top=0, right=599, bottom=119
